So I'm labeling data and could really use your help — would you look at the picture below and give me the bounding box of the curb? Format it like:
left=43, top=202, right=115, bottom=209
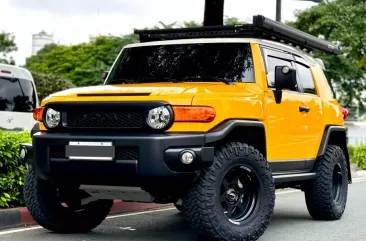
left=0, top=200, right=172, bottom=231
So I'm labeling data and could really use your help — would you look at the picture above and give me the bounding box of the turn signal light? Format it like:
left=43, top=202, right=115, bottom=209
left=173, top=106, right=216, bottom=122
left=33, top=107, right=45, bottom=121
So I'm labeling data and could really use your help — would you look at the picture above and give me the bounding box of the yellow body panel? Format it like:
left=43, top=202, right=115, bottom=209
left=39, top=42, right=344, bottom=162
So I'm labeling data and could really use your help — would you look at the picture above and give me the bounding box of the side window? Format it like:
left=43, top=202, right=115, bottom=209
left=266, top=56, right=294, bottom=89
left=294, top=62, right=317, bottom=95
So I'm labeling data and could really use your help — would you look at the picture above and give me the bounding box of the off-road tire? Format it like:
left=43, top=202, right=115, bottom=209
left=183, top=142, right=275, bottom=241
left=304, top=145, right=348, bottom=220
left=24, top=165, right=113, bottom=233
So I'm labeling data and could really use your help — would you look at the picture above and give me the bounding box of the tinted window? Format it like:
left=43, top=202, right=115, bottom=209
left=0, top=77, right=37, bottom=112
left=295, top=62, right=316, bottom=94
left=107, top=43, right=255, bottom=84
left=266, top=56, right=294, bottom=88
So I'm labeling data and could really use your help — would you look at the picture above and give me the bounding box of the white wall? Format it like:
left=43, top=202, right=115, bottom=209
left=345, top=121, right=366, bottom=146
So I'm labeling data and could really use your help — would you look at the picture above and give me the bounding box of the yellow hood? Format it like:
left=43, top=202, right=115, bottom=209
left=42, top=82, right=256, bottom=106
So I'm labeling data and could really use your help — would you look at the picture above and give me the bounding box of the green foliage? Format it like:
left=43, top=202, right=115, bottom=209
left=288, top=0, right=366, bottom=114
left=32, top=72, right=76, bottom=102
left=25, top=17, right=246, bottom=88
left=0, top=31, right=17, bottom=65
left=153, top=16, right=246, bottom=29
left=348, top=145, right=356, bottom=164
left=0, top=130, right=31, bottom=208
left=350, top=145, right=366, bottom=170
left=25, top=35, right=138, bottom=87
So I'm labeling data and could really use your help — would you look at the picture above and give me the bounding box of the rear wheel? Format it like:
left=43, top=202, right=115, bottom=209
left=304, top=145, right=348, bottom=220
left=183, top=142, right=275, bottom=241
left=24, top=166, right=113, bottom=233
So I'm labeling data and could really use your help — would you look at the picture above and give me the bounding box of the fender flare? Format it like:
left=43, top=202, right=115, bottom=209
left=30, top=122, right=40, bottom=137
left=317, top=125, right=351, bottom=183
left=204, top=119, right=265, bottom=144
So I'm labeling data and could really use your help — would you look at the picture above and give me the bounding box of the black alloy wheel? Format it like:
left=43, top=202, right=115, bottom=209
left=332, top=163, right=343, bottom=203
left=219, top=165, right=259, bottom=224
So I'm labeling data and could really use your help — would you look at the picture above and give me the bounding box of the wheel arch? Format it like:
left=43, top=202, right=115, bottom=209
left=317, top=125, right=351, bottom=183
left=204, top=119, right=267, bottom=158
left=30, top=122, right=40, bottom=137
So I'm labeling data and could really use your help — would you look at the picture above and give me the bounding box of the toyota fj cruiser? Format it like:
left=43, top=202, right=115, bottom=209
left=20, top=15, right=350, bottom=241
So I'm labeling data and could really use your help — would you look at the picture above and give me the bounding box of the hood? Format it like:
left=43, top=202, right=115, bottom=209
left=50, top=83, right=255, bottom=97
left=43, top=82, right=256, bottom=105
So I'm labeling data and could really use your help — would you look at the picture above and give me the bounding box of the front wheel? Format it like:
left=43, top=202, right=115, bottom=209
left=304, top=145, right=348, bottom=220
left=183, top=142, right=275, bottom=241
left=24, top=166, right=113, bottom=233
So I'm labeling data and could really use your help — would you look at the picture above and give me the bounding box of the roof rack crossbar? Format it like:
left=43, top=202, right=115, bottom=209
left=134, top=15, right=341, bottom=55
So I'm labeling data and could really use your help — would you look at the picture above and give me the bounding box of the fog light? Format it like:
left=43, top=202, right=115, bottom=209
left=180, top=150, right=195, bottom=164
left=19, top=147, right=27, bottom=160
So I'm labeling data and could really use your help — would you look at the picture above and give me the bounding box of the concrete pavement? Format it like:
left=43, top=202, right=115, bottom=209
left=1, top=179, right=366, bottom=241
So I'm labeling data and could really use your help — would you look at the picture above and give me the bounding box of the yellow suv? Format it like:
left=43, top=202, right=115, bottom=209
left=21, top=15, right=350, bottom=241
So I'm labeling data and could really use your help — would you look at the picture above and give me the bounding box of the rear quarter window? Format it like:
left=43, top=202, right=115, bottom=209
left=0, top=77, right=37, bottom=112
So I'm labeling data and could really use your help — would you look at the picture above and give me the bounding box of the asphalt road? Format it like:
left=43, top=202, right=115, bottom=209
left=2, top=179, right=366, bottom=241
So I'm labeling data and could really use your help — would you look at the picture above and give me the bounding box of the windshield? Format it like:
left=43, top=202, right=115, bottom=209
left=0, top=77, right=37, bottom=112
left=106, top=42, right=255, bottom=85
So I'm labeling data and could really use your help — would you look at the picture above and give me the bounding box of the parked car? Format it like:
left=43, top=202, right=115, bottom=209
left=0, top=63, right=38, bottom=132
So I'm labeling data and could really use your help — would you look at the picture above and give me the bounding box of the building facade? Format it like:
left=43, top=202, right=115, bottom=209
left=32, top=30, right=54, bottom=55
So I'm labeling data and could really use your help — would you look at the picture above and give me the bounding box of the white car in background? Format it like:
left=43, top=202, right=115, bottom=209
left=0, top=63, right=39, bottom=132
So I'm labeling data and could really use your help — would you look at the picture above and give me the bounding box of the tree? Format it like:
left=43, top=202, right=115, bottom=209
left=31, top=72, right=76, bottom=101
left=0, top=31, right=17, bottom=65
left=288, top=0, right=366, bottom=118
left=26, top=34, right=138, bottom=86
left=155, top=15, right=246, bottom=28
left=25, top=17, right=246, bottom=87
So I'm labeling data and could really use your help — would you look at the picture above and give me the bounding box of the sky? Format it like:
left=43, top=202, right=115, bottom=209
left=1, top=0, right=319, bottom=66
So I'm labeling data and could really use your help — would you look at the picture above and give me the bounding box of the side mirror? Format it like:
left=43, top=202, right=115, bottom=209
left=101, top=71, right=109, bottom=81
left=273, top=66, right=297, bottom=104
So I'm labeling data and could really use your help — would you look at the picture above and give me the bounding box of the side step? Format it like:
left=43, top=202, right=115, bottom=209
left=273, top=172, right=316, bottom=184
left=80, top=185, right=154, bottom=203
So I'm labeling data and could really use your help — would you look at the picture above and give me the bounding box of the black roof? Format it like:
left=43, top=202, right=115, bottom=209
left=134, top=15, right=341, bottom=55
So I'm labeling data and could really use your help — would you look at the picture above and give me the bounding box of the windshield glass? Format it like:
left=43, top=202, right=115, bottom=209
left=0, top=77, right=37, bottom=112
left=106, top=42, right=255, bottom=85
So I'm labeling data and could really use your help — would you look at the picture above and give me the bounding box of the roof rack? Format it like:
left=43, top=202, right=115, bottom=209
left=134, top=15, right=341, bottom=55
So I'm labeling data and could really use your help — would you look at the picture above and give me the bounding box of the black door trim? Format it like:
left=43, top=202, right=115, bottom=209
left=268, top=159, right=316, bottom=174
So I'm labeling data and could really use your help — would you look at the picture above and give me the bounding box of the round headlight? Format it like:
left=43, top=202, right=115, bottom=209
left=44, top=108, right=60, bottom=128
left=147, top=106, right=171, bottom=129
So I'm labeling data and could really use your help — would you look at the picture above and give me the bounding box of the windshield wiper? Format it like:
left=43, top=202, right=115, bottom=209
left=140, top=77, right=180, bottom=83
left=109, top=77, right=180, bottom=85
left=179, top=76, right=234, bottom=85
left=108, top=78, right=135, bottom=84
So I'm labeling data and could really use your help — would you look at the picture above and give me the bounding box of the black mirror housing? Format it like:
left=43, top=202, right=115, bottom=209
left=273, top=66, right=297, bottom=104
left=274, top=66, right=297, bottom=90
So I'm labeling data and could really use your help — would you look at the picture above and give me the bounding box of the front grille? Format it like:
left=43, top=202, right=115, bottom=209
left=65, top=111, right=144, bottom=129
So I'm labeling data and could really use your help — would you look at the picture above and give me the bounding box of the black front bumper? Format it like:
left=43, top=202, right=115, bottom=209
left=21, top=132, right=215, bottom=182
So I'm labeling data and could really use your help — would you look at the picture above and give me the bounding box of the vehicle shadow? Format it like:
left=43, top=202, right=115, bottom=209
left=32, top=209, right=320, bottom=241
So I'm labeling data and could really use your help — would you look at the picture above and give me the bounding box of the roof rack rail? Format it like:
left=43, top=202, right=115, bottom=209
left=134, top=15, right=341, bottom=55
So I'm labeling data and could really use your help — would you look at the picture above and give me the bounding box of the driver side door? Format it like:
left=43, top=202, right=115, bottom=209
left=262, top=47, right=311, bottom=169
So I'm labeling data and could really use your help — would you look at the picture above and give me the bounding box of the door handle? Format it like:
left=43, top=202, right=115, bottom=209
left=299, top=106, right=310, bottom=113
